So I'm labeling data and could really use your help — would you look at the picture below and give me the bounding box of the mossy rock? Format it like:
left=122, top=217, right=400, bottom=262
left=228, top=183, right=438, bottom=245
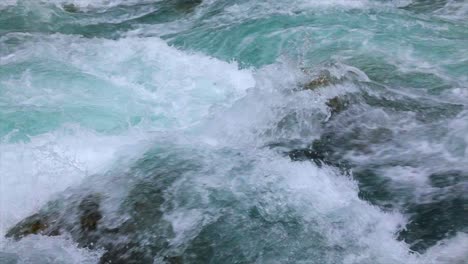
left=303, top=74, right=333, bottom=90
left=5, top=212, right=61, bottom=240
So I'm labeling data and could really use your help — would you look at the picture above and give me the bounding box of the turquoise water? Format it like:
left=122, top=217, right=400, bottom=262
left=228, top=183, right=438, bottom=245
left=0, top=0, right=467, bottom=263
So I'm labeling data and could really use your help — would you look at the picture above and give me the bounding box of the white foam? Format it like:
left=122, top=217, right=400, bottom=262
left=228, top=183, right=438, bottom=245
left=5, top=0, right=163, bottom=11
left=422, top=232, right=468, bottom=264
left=0, top=125, right=151, bottom=237
left=1, top=235, right=102, bottom=264
left=1, top=33, right=255, bottom=131
left=257, top=157, right=415, bottom=264
left=0, top=0, right=17, bottom=10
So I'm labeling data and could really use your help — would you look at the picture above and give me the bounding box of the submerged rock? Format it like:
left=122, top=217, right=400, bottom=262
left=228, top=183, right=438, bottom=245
left=397, top=171, right=468, bottom=252
left=62, top=4, right=80, bottom=13
left=174, top=0, right=203, bottom=11
left=429, top=170, right=467, bottom=188
left=398, top=195, right=468, bottom=252
left=5, top=193, right=103, bottom=245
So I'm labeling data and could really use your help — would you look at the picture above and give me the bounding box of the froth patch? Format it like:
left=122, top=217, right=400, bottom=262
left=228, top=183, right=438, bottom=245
left=422, top=233, right=468, bottom=264
left=0, top=0, right=16, bottom=10
left=0, top=234, right=102, bottom=264
left=34, top=0, right=162, bottom=11
left=0, top=125, right=150, bottom=236
left=1, top=34, right=255, bottom=131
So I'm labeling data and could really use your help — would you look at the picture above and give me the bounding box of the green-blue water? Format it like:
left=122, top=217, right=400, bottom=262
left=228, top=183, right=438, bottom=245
left=0, top=0, right=467, bottom=263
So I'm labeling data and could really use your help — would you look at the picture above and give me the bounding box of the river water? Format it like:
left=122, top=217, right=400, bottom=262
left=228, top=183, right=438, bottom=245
left=0, top=0, right=467, bottom=263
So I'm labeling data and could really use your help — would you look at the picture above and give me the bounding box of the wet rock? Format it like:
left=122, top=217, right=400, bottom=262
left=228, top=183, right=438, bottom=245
left=7, top=184, right=175, bottom=263
left=74, top=194, right=105, bottom=249
left=288, top=132, right=347, bottom=168
left=301, top=71, right=335, bottom=91
left=79, top=194, right=103, bottom=232
left=63, top=4, right=79, bottom=13
left=398, top=195, right=467, bottom=252
left=163, top=255, right=184, bottom=264
left=299, top=66, right=345, bottom=91
left=326, top=96, right=349, bottom=116
left=174, top=0, right=202, bottom=11
left=5, top=193, right=104, bottom=246
left=397, top=171, right=468, bottom=252
left=5, top=212, right=61, bottom=240
left=289, top=148, right=327, bottom=165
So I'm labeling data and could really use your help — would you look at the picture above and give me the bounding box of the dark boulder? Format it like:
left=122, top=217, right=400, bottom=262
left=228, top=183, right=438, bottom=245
left=79, top=194, right=103, bottom=233
left=298, top=68, right=337, bottom=92
left=5, top=212, right=61, bottom=240
left=163, top=255, right=184, bottom=264
left=326, top=96, right=349, bottom=116
left=173, top=0, right=203, bottom=11
left=62, top=4, right=80, bottom=13
left=398, top=195, right=468, bottom=252
left=5, top=193, right=104, bottom=246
